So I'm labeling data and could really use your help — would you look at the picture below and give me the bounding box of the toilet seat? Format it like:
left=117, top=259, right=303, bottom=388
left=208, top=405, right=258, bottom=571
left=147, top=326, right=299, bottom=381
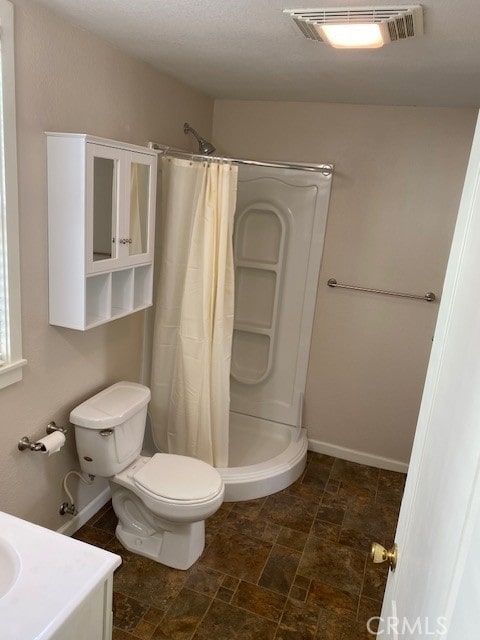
left=132, top=453, right=223, bottom=504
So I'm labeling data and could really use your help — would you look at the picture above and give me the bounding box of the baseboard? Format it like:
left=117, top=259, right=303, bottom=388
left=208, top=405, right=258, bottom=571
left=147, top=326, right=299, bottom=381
left=308, top=438, right=409, bottom=474
left=54, top=441, right=406, bottom=537
left=56, top=486, right=112, bottom=537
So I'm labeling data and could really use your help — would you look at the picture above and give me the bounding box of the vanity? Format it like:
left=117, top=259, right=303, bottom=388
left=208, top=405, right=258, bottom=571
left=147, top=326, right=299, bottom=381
left=46, top=133, right=157, bottom=330
left=0, top=510, right=121, bottom=639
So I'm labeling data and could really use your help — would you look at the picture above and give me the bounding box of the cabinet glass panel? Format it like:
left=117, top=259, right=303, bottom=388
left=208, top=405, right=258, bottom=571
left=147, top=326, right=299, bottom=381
left=93, top=157, right=117, bottom=262
left=129, top=162, right=150, bottom=256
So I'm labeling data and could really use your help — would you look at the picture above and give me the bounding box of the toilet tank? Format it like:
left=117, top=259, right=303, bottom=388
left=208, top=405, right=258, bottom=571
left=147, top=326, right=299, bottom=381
left=70, top=381, right=151, bottom=477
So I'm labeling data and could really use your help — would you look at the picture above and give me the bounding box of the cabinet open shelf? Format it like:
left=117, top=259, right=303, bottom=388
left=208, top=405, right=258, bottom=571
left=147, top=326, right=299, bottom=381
left=134, top=265, right=153, bottom=308
left=111, top=269, right=134, bottom=317
left=86, top=274, right=111, bottom=327
left=84, top=265, right=153, bottom=329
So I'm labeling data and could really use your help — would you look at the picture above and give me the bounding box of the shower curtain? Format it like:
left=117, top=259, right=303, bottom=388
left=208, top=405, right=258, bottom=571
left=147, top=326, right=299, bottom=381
left=150, top=156, right=238, bottom=467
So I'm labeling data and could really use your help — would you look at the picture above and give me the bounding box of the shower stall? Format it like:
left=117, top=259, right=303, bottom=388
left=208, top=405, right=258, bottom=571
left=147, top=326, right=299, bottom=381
left=148, top=142, right=332, bottom=501
left=218, top=163, right=332, bottom=499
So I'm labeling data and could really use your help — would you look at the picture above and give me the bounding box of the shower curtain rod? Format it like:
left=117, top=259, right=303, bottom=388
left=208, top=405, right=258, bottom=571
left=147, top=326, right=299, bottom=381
left=148, top=142, right=334, bottom=176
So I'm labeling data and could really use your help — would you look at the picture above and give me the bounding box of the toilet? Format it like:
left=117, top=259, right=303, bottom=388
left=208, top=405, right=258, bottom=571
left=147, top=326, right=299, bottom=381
left=70, top=381, right=225, bottom=570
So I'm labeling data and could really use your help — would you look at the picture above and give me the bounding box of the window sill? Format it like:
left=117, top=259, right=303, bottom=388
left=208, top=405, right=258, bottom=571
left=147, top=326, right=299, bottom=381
left=0, top=358, right=27, bottom=389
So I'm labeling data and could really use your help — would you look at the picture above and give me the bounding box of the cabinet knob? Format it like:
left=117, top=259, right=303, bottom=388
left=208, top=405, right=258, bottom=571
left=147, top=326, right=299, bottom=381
left=119, top=238, right=129, bottom=244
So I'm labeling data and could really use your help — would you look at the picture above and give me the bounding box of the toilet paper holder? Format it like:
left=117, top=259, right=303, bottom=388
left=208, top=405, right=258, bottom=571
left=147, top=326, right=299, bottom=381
left=18, top=421, right=67, bottom=452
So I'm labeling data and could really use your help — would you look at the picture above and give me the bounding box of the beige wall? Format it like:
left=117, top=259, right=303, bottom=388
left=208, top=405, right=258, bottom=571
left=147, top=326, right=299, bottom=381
left=0, top=0, right=213, bottom=529
left=213, top=100, right=477, bottom=466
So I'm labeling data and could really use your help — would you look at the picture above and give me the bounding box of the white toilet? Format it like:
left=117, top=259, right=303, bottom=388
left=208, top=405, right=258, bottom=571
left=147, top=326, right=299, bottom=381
left=70, top=381, right=225, bottom=570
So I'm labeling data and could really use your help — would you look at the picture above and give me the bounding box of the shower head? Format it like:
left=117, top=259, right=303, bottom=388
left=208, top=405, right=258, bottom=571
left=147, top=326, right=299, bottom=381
left=184, top=122, right=216, bottom=156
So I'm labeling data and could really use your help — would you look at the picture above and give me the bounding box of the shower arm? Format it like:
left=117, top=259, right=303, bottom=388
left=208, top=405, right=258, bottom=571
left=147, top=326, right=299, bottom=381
left=184, top=123, right=201, bottom=144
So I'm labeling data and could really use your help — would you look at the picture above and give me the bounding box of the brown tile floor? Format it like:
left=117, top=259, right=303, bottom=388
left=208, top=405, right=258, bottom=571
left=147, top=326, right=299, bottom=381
left=74, top=453, right=405, bottom=640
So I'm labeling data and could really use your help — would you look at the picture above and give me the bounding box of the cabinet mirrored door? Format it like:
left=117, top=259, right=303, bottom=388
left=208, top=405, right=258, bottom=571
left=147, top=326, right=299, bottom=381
left=93, top=156, right=118, bottom=262
left=87, top=145, right=155, bottom=274
left=129, top=158, right=151, bottom=257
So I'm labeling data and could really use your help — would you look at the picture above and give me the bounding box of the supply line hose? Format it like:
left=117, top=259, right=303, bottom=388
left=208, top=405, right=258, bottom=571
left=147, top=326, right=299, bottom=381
left=60, top=470, right=94, bottom=516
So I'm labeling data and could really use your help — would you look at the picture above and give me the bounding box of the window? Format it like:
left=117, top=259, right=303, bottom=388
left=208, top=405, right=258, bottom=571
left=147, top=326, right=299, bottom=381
left=0, top=0, right=25, bottom=389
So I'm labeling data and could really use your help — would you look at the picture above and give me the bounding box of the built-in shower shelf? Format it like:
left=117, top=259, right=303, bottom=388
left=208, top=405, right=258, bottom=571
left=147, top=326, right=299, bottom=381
left=231, top=330, right=272, bottom=385
left=233, top=322, right=271, bottom=336
left=235, top=259, right=280, bottom=273
left=231, top=202, right=287, bottom=384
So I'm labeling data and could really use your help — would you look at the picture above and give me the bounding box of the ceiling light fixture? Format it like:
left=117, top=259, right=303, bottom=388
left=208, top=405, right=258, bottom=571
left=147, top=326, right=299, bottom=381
left=284, top=6, right=424, bottom=49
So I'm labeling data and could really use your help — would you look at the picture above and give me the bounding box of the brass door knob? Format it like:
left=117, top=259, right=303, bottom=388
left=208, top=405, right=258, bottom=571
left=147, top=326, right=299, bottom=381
left=371, top=542, right=398, bottom=572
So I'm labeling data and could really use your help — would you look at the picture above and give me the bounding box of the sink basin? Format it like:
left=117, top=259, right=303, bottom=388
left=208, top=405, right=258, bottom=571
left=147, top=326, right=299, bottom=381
left=0, top=538, right=21, bottom=599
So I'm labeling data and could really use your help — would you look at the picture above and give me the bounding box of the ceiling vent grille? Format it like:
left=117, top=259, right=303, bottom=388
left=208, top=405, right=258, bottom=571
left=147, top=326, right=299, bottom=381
left=284, top=6, right=424, bottom=43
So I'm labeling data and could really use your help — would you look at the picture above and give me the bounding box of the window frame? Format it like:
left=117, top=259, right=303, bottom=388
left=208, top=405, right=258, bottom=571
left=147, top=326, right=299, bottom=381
left=0, top=0, right=26, bottom=389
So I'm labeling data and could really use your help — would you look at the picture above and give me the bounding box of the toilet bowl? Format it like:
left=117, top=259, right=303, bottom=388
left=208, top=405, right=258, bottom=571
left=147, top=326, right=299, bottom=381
left=70, top=381, right=225, bottom=570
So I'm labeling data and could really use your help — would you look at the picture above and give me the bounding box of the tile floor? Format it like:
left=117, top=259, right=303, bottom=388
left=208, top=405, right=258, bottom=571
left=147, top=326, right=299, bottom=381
left=74, top=453, right=405, bottom=640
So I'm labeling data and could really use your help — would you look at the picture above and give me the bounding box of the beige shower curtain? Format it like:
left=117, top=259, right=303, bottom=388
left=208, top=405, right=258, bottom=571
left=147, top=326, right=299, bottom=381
left=150, top=156, right=238, bottom=467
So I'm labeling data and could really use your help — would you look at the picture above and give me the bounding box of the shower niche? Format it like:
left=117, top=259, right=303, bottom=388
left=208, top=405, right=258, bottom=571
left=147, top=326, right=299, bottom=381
left=232, top=207, right=286, bottom=384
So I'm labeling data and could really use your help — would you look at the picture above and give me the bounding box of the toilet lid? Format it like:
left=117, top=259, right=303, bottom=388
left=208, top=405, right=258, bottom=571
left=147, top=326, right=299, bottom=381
left=133, top=453, right=223, bottom=502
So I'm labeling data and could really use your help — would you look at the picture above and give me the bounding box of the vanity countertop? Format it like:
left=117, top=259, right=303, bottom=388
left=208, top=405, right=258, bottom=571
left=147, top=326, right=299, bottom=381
left=0, top=510, right=121, bottom=639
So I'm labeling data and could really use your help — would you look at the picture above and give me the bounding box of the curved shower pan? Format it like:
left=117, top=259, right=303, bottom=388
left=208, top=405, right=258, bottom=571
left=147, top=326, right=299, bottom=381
left=218, top=412, right=308, bottom=501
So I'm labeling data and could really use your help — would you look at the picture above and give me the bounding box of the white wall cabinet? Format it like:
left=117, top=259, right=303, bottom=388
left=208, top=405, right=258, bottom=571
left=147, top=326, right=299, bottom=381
left=47, top=133, right=157, bottom=330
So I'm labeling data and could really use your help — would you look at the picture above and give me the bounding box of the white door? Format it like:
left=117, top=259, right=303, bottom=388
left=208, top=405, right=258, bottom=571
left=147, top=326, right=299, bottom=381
left=377, top=113, right=480, bottom=638
left=230, top=165, right=331, bottom=426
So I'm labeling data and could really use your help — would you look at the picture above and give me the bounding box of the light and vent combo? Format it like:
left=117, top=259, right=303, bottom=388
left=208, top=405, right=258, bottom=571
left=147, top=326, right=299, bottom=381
left=284, top=5, right=424, bottom=49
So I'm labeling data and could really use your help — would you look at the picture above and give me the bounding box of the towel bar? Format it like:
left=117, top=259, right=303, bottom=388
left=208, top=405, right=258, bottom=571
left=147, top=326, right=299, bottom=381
left=327, top=278, right=436, bottom=302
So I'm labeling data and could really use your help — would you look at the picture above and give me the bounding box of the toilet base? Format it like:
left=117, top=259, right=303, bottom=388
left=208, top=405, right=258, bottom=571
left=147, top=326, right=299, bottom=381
left=111, top=485, right=205, bottom=570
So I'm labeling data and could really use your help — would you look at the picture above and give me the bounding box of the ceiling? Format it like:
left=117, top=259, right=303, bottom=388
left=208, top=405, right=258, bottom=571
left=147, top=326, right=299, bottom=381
left=32, top=0, right=480, bottom=107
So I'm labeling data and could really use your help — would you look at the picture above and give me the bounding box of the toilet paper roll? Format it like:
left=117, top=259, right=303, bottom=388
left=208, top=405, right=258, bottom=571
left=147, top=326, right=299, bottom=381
left=37, top=431, right=66, bottom=455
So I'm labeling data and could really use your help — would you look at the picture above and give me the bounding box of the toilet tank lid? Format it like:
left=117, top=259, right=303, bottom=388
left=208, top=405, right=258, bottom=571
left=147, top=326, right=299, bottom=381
left=70, top=382, right=151, bottom=429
